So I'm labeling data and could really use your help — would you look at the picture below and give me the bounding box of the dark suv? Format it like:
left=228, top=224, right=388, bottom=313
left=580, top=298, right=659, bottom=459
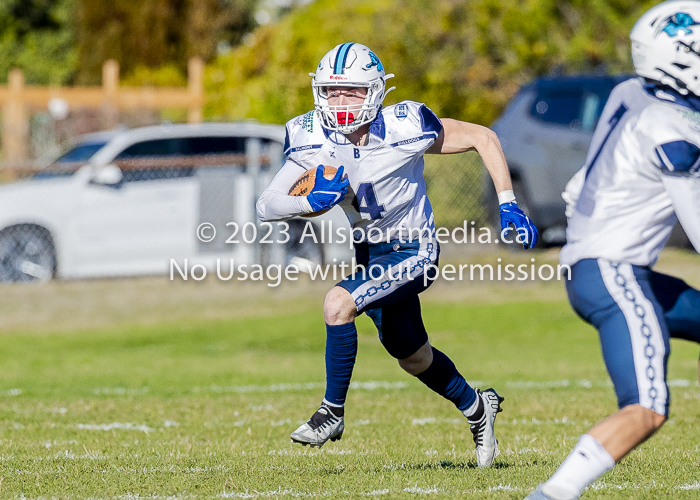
left=491, top=74, right=632, bottom=245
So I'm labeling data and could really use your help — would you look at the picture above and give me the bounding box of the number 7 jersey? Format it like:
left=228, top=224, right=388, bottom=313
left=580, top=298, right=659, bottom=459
left=258, top=100, right=443, bottom=242
left=561, top=78, right=700, bottom=268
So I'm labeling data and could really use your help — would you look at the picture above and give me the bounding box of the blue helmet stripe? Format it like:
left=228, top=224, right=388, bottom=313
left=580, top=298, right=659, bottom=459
left=334, top=43, right=354, bottom=75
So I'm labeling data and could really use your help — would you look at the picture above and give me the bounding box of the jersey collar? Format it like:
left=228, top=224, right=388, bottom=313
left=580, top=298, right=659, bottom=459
left=645, top=83, right=700, bottom=112
left=368, top=111, right=386, bottom=141
left=320, top=110, right=386, bottom=143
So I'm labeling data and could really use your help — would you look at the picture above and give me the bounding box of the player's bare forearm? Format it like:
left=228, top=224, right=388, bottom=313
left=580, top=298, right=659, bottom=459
left=427, top=118, right=513, bottom=194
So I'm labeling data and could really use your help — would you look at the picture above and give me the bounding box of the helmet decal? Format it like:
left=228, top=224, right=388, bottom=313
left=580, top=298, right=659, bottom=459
left=659, top=12, right=699, bottom=37
left=365, top=52, right=384, bottom=72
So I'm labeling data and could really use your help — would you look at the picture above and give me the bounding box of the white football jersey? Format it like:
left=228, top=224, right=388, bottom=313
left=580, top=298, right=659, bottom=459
left=257, top=100, right=442, bottom=242
left=561, top=78, right=700, bottom=268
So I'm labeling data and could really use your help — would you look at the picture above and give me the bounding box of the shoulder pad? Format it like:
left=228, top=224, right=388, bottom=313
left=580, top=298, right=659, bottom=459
left=382, top=101, right=442, bottom=149
left=636, top=98, right=700, bottom=178
left=284, top=110, right=326, bottom=161
left=613, top=77, right=642, bottom=95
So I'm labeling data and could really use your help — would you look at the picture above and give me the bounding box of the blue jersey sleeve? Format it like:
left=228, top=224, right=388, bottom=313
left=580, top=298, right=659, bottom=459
left=283, top=127, right=291, bottom=156
left=655, top=140, right=700, bottom=177
left=419, top=104, right=442, bottom=136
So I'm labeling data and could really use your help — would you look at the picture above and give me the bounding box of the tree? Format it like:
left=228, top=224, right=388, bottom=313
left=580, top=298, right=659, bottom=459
left=206, top=0, right=658, bottom=125
left=0, top=0, right=77, bottom=84
left=76, top=0, right=258, bottom=85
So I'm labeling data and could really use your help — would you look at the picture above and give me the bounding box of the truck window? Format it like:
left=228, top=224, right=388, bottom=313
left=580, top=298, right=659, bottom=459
left=530, top=91, right=583, bottom=129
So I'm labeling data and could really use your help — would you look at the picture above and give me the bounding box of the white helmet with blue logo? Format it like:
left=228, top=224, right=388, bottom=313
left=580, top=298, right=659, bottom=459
left=631, top=0, right=700, bottom=96
left=310, top=43, right=395, bottom=134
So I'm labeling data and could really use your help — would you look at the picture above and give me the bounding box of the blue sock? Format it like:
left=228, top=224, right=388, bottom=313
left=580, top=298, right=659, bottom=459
left=324, top=322, right=358, bottom=405
left=416, top=347, right=476, bottom=411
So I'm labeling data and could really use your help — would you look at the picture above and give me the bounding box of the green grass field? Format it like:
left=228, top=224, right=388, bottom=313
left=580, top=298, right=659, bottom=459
left=1, top=249, right=699, bottom=499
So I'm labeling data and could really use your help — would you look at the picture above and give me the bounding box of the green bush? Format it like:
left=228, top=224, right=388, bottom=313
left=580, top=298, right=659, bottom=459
left=205, top=0, right=657, bottom=125
left=0, top=0, right=76, bottom=84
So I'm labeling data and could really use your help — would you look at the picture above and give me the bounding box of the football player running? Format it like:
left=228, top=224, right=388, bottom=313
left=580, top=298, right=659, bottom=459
left=256, top=43, right=538, bottom=467
left=525, top=1, right=700, bottom=499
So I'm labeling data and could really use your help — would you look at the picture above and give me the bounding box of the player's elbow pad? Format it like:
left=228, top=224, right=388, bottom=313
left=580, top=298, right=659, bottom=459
left=256, top=196, right=272, bottom=222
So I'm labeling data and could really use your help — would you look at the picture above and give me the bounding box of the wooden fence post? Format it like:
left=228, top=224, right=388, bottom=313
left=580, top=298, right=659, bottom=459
left=2, top=68, right=29, bottom=170
left=102, top=60, right=120, bottom=129
left=188, top=57, right=204, bottom=123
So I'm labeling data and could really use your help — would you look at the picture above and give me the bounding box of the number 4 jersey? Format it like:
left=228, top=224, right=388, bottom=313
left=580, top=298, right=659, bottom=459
left=256, top=101, right=442, bottom=242
left=560, top=78, right=700, bottom=268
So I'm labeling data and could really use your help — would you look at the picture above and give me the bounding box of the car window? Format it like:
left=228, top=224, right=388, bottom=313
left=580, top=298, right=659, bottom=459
left=530, top=91, right=583, bottom=129
left=115, top=139, right=182, bottom=158
left=180, top=136, right=246, bottom=155
left=179, top=136, right=277, bottom=169
left=55, top=141, right=107, bottom=163
left=259, top=138, right=275, bottom=156
left=34, top=140, right=108, bottom=179
left=116, top=139, right=188, bottom=183
left=114, top=136, right=277, bottom=183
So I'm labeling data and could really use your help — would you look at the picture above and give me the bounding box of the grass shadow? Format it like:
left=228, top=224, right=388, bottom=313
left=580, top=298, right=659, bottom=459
left=377, top=460, right=514, bottom=472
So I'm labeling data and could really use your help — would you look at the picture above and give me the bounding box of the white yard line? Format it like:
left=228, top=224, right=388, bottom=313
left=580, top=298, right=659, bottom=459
left=206, top=381, right=408, bottom=394
left=93, top=387, right=150, bottom=395
left=677, top=482, right=700, bottom=490
left=75, top=423, right=154, bottom=433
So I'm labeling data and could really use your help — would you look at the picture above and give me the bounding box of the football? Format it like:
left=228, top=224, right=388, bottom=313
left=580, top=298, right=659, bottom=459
left=289, top=166, right=338, bottom=217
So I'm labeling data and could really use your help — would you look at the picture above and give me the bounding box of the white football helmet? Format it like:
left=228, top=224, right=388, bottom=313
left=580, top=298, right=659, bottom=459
left=310, top=43, right=395, bottom=134
left=631, top=0, right=700, bottom=96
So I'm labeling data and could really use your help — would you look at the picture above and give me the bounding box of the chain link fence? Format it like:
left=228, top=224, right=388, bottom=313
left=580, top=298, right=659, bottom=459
left=0, top=124, right=490, bottom=284
left=424, top=151, right=489, bottom=230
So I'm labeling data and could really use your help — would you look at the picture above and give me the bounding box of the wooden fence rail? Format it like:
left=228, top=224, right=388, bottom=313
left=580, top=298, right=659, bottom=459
left=0, top=57, right=205, bottom=169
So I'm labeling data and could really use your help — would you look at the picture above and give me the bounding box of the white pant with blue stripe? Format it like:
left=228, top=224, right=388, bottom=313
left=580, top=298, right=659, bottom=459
left=566, top=259, right=700, bottom=416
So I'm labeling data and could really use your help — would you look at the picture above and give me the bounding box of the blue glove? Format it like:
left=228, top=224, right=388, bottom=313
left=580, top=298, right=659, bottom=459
left=307, top=165, right=349, bottom=212
left=500, top=202, right=539, bottom=249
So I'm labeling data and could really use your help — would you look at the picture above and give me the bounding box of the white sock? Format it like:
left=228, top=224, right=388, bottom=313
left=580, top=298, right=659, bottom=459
left=462, top=393, right=481, bottom=420
left=541, top=434, right=615, bottom=500
left=322, top=398, right=343, bottom=408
